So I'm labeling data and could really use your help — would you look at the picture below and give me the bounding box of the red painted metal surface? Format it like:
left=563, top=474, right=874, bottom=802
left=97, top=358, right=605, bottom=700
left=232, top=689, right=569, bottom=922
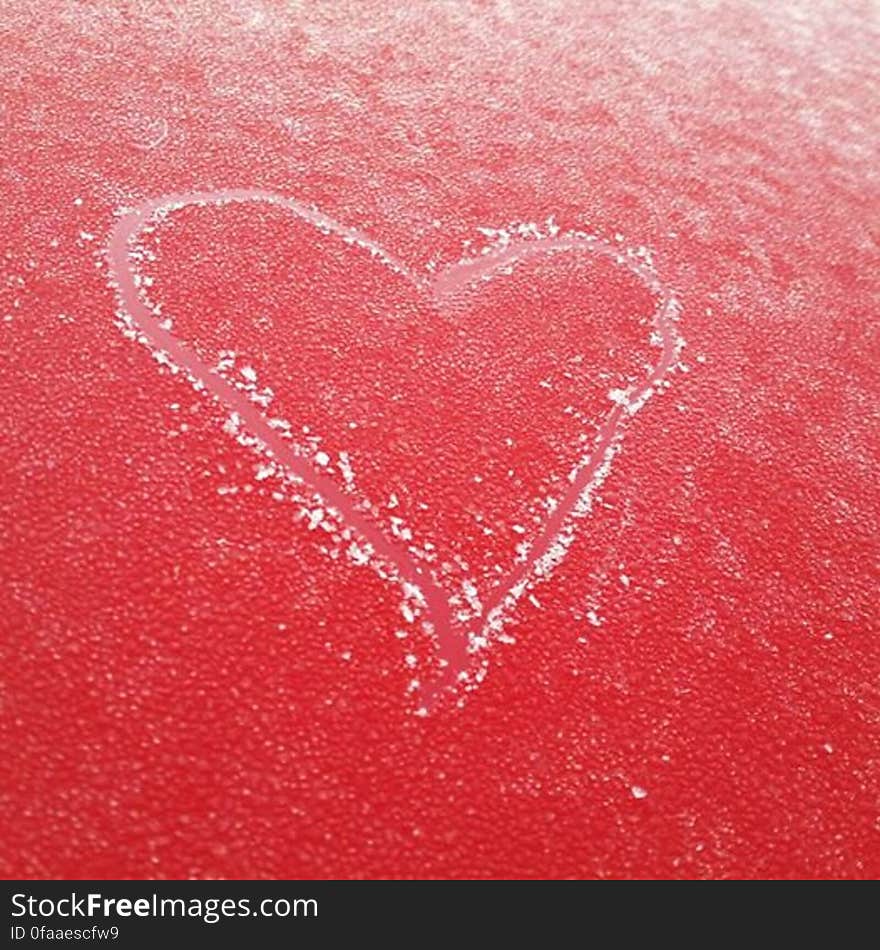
left=1, top=1, right=877, bottom=879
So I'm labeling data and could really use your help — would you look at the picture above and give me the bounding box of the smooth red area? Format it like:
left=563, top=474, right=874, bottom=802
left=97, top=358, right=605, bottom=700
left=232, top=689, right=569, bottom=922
left=1, top=1, right=878, bottom=879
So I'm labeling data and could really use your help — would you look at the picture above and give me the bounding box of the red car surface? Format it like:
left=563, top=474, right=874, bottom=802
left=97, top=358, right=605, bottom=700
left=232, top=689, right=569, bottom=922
left=1, top=0, right=878, bottom=879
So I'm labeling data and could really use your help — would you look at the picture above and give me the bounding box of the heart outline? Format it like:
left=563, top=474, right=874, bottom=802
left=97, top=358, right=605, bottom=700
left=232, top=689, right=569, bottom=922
left=108, top=189, right=684, bottom=711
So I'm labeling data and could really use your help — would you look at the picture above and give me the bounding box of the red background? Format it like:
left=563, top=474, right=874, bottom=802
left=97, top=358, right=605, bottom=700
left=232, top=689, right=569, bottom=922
left=1, top=1, right=878, bottom=878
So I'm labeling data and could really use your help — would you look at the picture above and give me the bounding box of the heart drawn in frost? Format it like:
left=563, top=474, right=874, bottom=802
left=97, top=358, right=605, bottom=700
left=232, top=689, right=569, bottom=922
left=108, top=189, right=684, bottom=712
